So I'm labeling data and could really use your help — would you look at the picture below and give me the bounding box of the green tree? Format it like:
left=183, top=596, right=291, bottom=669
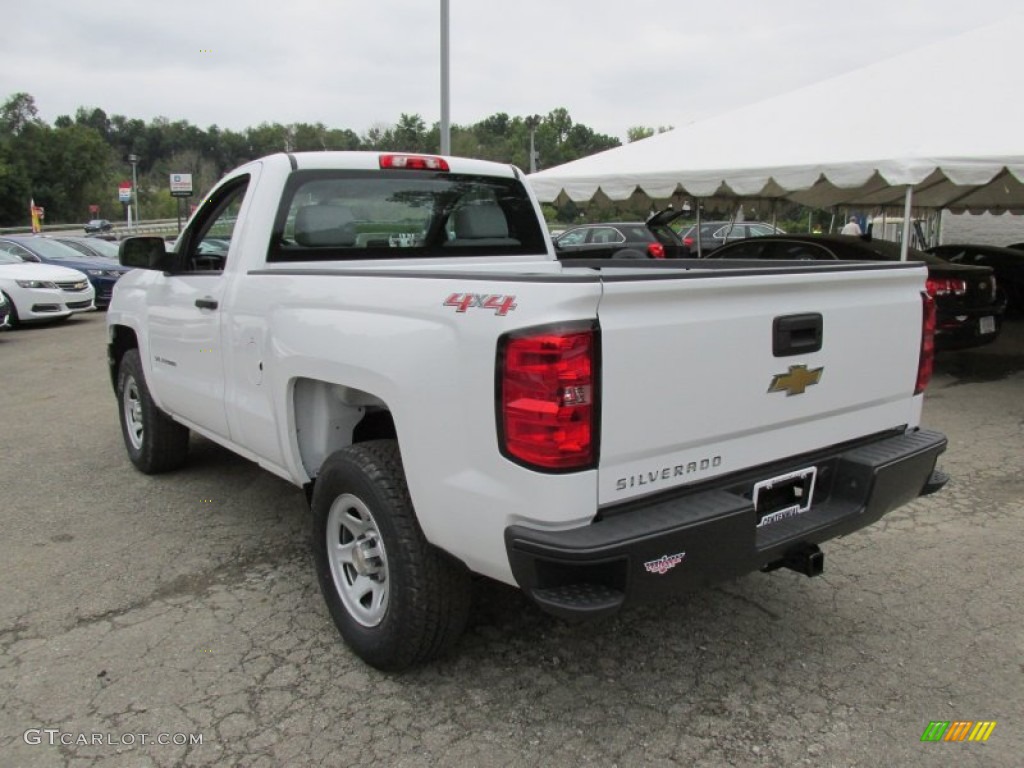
left=0, top=92, right=41, bottom=135
left=626, top=125, right=673, bottom=143
left=45, top=122, right=114, bottom=221
left=0, top=93, right=634, bottom=225
left=391, top=113, right=429, bottom=152
left=627, top=126, right=654, bottom=142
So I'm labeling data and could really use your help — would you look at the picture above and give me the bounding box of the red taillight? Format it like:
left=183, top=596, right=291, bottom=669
left=499, top=326, right=598, bottom=471
left=925, top=276, right=967, bottom=297
left=647, top=242, right=666, bottom=259
left=683, top=236, right=694, bottom=247
left=916, top=292, right=936, bottom=395
left=379, top=153, right=450, bottom=171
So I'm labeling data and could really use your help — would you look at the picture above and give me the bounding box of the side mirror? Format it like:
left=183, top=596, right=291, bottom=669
left=119, top=236, right=176, bottom=271
left=553, top=238, right=564, bottom=250
left=21, top=253, right=41, bottom=263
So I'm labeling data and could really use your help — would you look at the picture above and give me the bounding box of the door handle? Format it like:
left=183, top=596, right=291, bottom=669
left=773, top=313, right=822, bottom=357
left=195, top=298, right=219, bottom=310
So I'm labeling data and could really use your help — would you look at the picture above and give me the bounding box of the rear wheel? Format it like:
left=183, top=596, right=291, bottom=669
left=612, top=248, right=647, bottom=259
left=312, top=440, right=471, bottom=670
left=117, top=349, right=190, bottom=473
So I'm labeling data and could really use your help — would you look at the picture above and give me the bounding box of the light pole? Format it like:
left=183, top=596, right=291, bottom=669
left=525, top=115, right=541, bottom=173
left=440, top=0, right=451, bottom=155
left=127, top=153, right=140, bottom=228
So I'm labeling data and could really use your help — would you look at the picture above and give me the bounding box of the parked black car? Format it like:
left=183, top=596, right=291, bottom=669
left=553, top=208, right=686, bottom=260
left=708, top=234, right=1005, bottom=350
left=928, top=243, right=1024, bottom=315
left=0, top=235, right=130, bottom=308
left=678, top=220, right=784, bottom=256
left=83, top=219, right=113, bottom=233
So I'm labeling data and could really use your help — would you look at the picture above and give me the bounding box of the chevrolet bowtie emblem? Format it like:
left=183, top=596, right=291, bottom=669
left=768, top=364, right=823, bottom=396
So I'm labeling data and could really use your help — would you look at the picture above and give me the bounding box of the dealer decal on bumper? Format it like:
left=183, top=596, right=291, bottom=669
left=644, top=552, right=686, bottom=575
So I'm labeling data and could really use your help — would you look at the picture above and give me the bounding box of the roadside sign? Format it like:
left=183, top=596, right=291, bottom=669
left=89, top=204, right=99, bottom=215
left=118, top=181, right=132, bottom=203
left=170, top=173, right=193, bottom=197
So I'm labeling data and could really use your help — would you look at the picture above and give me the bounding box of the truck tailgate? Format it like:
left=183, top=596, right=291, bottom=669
left=595, top=264, right=927, bottom=506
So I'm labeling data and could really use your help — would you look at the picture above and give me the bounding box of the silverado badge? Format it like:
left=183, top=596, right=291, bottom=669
left=768, top=364, right=823, bottom=396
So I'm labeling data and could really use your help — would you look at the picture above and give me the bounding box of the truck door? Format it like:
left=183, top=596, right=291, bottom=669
left=144, top=174, right=254, bottom=439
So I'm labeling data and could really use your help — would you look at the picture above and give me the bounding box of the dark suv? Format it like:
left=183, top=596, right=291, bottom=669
left=553, top=208, right=686, bottom=260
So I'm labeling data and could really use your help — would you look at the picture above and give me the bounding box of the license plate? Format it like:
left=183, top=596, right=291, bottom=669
left=753, top=466, right=817, bottom=528
left=979, top=316, right=996, bottom=334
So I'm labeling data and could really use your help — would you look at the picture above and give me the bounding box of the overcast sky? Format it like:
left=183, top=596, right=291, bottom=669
left=4, top=0, right=1020, bottom=142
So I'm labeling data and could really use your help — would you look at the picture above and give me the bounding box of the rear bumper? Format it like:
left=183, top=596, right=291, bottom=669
left=935, top=308, right=1001, bottom=350
left=505, top=428, right=947, bottom=620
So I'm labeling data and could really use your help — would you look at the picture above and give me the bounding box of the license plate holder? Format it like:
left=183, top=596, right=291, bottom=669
left=753, top=466, right=817, bottom=528
left=979, top=315, right=996, bottom=334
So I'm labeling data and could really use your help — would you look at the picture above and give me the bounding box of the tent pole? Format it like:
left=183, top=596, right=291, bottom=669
left=900, top=187, right=913, bottom=261
left=771, top=200, right=777, bottom=230
left=725, top=204, right=738, bottom=240
left=695, top=198, right=703, bottom=258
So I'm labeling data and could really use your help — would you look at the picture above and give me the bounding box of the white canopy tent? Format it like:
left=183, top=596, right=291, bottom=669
left=528, top=15, right=1024, bottom=244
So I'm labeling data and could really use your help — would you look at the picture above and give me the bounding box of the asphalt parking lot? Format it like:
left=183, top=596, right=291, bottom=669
left=1, top=312, right=1021, bottom=767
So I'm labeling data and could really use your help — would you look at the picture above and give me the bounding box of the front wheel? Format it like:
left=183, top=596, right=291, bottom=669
left=117, top=349, right=190, bottom=473
left=312, top=440, right=471, bottom=670
left=2, top=291, right=20, bottom=328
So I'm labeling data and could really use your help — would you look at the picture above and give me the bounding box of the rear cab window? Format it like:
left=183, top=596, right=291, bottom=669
left=268, top=170, right=547, bottom=262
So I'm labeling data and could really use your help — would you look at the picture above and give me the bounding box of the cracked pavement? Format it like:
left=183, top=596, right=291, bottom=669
left=1, top=312, right=1021, bottom=767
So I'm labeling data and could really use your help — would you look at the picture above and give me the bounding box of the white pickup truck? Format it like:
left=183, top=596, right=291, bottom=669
left=108, top=151, right=948, bottom=670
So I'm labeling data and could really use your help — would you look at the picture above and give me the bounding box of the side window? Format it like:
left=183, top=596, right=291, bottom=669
left=181, top=176, right=250, bottom=272
left=587, top=227, right=625, bottom=245
left=713, top=225, right=743, bottom=242
left=749, top=224, right=775, bottom=237
left=557, top=229, right=588, bottom=246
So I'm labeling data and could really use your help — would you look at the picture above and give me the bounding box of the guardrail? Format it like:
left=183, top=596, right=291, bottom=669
left=0, top=218, right=184, bottom=238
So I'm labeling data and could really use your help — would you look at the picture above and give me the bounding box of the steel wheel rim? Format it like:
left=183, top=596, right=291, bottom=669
left=326, top=493, right=389, bottom=627
left=123, top=376, right=144, bottom=450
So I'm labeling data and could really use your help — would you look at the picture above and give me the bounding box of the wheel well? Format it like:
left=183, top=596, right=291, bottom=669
left=293, top=378, right=394, bottom=479
left=353, top=410, right=397, bottom=443
left=108, top=325, right=138, bottom=392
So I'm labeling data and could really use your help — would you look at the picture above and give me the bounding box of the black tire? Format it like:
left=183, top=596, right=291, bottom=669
left=116, top=349, right=190, bottom=473
left=2, top=291, right=20, bottom=328
left=612, top=248, right=647, bottom=259
left=311, top=440, right=471, bottom=671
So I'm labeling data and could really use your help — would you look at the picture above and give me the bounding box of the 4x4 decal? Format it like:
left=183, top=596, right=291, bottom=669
left=444, top=293, right=517, bottom=316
